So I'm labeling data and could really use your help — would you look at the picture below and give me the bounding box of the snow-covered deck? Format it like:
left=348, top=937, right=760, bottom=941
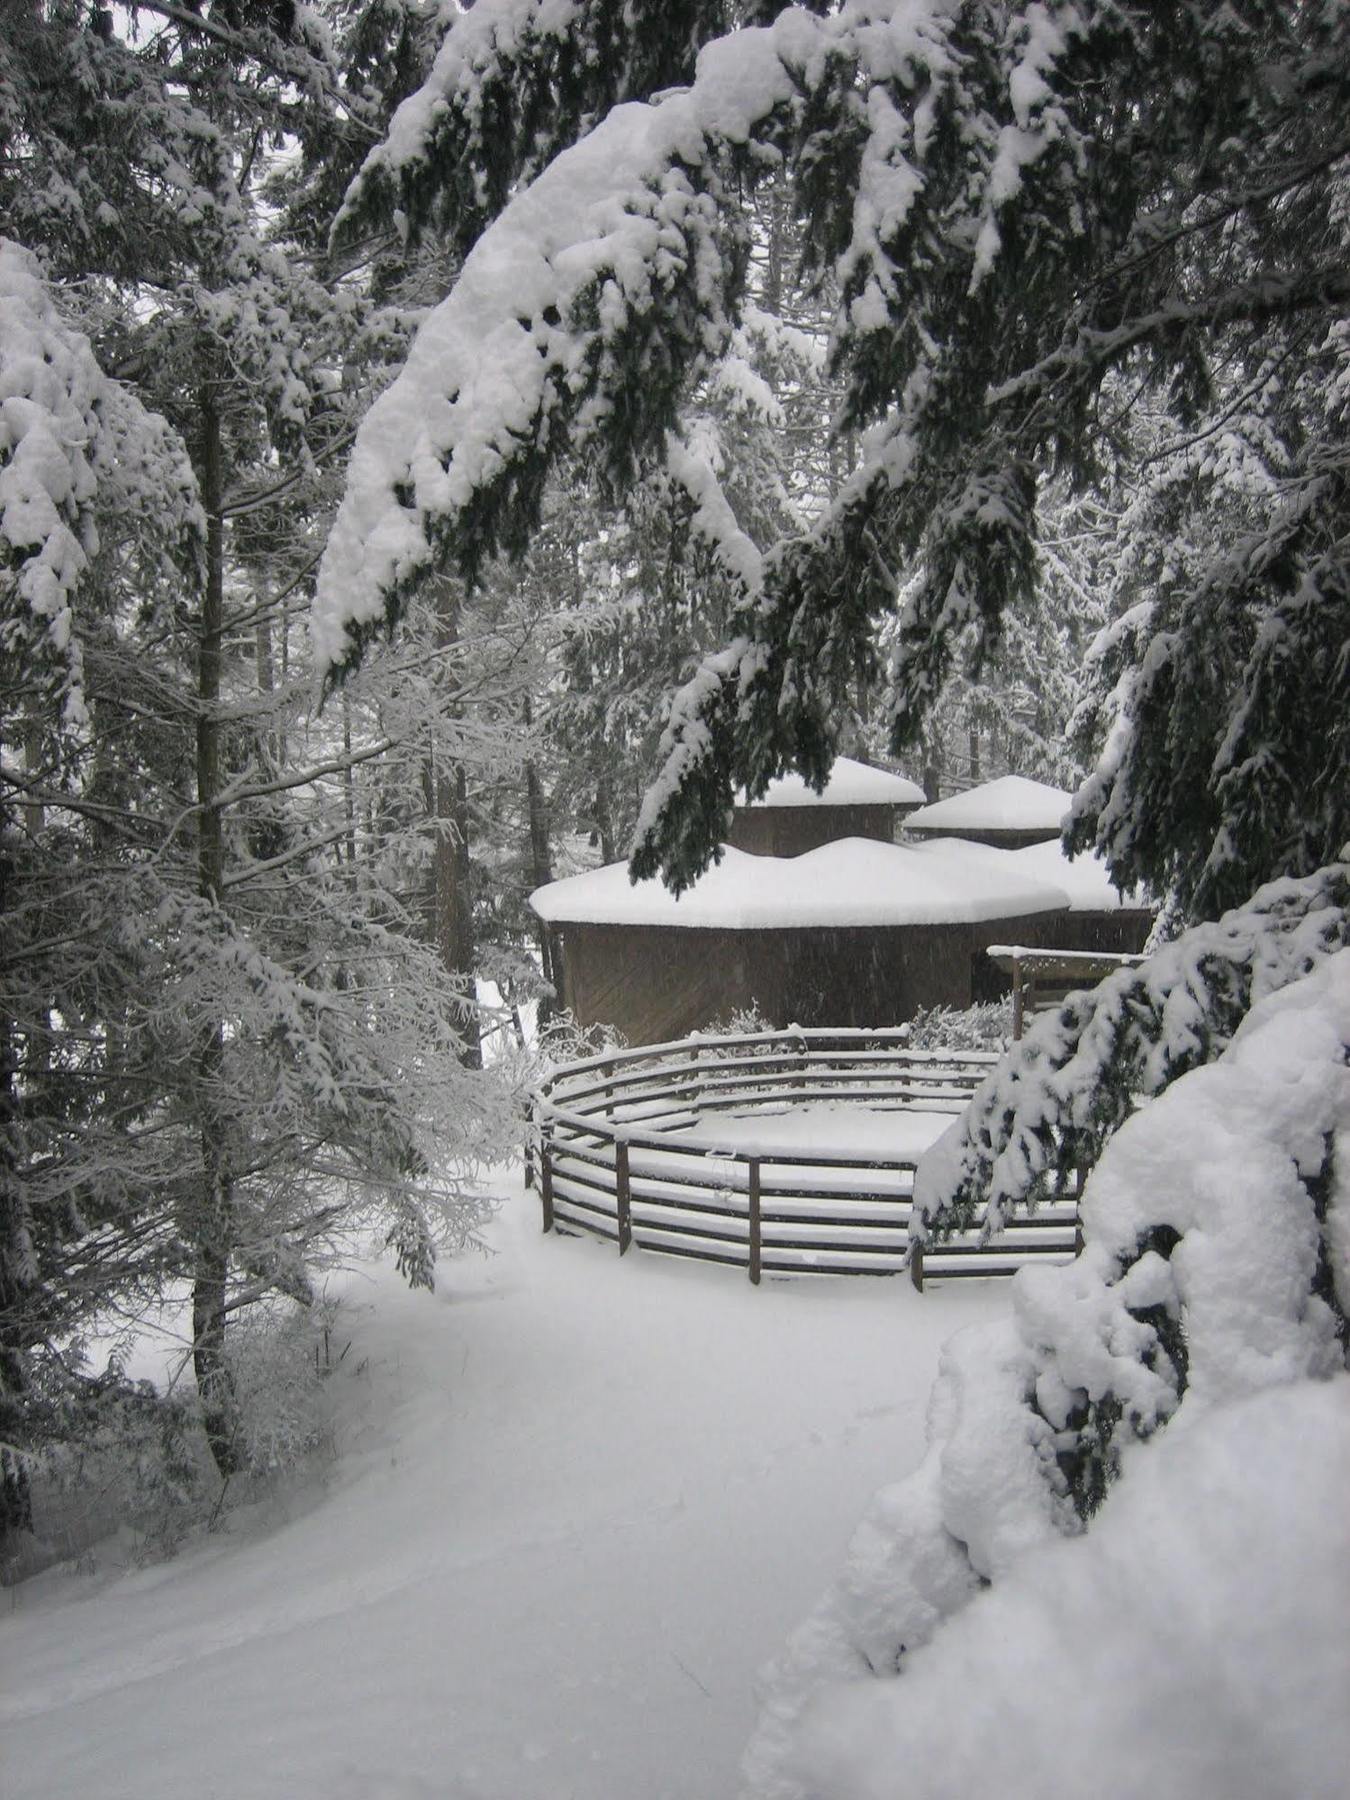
left=536, top=1032, right=1081, bottom=1283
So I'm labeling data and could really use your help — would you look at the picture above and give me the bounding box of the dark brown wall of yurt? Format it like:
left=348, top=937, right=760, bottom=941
left=726, top=806, right=897, bottom=857
left=1051, top=910, right=1155, bottom=956
left=552, top=912, right=1072, bottom=1044
left=902, top=824, right=1060, bottom=850
left=553, top=923, right=766, bottom=1044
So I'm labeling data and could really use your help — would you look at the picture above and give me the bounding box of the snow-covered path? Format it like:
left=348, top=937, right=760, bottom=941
left=1, top=1172, right=1007, bottom=1800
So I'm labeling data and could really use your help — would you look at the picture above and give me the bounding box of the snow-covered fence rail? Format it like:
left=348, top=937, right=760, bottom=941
left=531, top=1029, right=1080, bottom=1285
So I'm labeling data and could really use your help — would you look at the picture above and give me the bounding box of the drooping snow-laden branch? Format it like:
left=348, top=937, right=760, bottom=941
left=315, top=3, right=1075, bottom=839
left=911, top=858, right=1350, bottom=1244
left=313, top=19, right=816, bottom=684
left=318, top=1, right=1350, bottom=903
left=332, top=0, right=736, bottom=259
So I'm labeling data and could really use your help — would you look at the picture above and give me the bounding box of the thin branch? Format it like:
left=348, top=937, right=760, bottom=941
left=213, top=736, right=399, bottom=808
left=1096, top=138, right=1350, bottom=295
left=218, top=823, right=353, bottom=889
left=222, top=430, right=357, bottom=519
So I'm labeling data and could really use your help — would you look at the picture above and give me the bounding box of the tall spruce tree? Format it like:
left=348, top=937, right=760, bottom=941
left=0, top=1, right=513, bottom=1515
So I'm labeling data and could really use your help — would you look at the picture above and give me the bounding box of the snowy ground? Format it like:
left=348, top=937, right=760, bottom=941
left=0, top=1165, right=1008, bottom=1800
left=676, top=1101, right=952, bottom=1162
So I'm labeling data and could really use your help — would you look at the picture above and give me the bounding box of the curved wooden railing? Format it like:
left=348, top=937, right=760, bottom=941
left=530, top=1028, right=1081, bottom=1286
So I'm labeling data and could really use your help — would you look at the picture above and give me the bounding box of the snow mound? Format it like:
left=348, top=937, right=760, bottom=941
left=779, top=1378, right=1350, bottom=1800
left=745, top=948, right=1350, bottom=1800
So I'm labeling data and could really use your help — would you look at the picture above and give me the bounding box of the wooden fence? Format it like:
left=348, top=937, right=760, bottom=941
left=531, top=1028, right=1081, bottom=1286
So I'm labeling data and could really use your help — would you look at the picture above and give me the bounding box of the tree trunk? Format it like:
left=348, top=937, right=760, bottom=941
left=522, top=698, right=557, bottom=1028
left=193, top=386, right=240, bottom=1479
left=429, top=582, right=481, bottom=1067
left=595, top=774, right=617, bottom=866
left=0, top=976, right=34, bottom=1543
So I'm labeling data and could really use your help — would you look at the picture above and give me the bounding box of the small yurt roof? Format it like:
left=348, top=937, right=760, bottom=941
left=1003, top=837, right=1152, bottom=914
left=739, top=756, right=925, bottom=810
left=904, top=773, right=1072, bottom=835
left=529, top=837, right=1070, bottom=931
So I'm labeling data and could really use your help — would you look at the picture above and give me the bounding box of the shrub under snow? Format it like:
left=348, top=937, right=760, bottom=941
left=743, top=948, right=1350, bottom=1800
left=773, top=1378, right=1350, bottom=1800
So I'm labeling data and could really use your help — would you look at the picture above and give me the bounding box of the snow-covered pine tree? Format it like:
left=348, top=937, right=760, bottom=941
left=0, top=238, right=205, bottom=1536
left=1, top=3, right=516, bottom=1504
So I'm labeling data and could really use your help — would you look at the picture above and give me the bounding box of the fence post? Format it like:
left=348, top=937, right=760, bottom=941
left=540, top=1125, right=554, bottom=1233
left=616, top=1138, right=632, bottom=1255
left=1073, top=1162, right=1086, bottom=1256
left=1011, top=954, right=1025, bottom=1041
left=748, top=1157, right=762, bottom=1286
left=909, top=1241, right=925, bottom=1292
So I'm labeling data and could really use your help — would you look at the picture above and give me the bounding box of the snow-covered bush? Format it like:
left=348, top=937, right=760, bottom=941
left=702, top=1003, right=775, bottom=1040
left=744, top=947, right=1350, bottom=1800
left=902, top=999, right=1011, bottom=1054
left=225, top=1299, right=351, bottom=1480
left=758, top=1379, right=1350, bottom=1800
left=15, top=1363, right=206, bottom=1575
left=914, top=858, right=1349, bottom=1239
left=13, top=1298, right=361, bottom=1577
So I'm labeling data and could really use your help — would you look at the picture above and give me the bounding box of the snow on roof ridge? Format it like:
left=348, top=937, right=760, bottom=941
left=1002, top=837, right=1153, bottom=913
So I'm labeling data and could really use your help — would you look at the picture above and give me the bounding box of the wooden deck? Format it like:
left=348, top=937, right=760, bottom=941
left=532, top=1029, right=1081, bottom=1286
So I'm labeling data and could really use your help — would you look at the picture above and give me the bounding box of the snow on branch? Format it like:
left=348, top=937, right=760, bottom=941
left=0, top=239, right=202, bottom=734
left=662, top=424, right=765, bottom=598
left=313, top=21, right=810, bottom=681
left=628, top=636, right=767, bottom=892
left=333, top=0, right=728, bottom=256
left=912, top=857, right=1350, bottom=1244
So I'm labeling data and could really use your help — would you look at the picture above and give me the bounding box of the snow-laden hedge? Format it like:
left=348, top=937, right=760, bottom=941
left=743, top=947, right=1350, bottom=1800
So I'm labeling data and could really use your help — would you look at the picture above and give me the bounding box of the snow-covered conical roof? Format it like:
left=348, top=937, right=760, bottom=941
left=530, top=837, right=1070, bottom=931
left=738, top=756, right=925, bottom=810
left=903, top=774, right=1071, bottom=835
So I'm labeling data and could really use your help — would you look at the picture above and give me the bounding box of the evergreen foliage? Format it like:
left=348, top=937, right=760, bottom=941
left=912, top=859, right=1350, bottom=1240
left=1, top=3, right=518, bottom=1530
left=315, top=0, right=1349, bottom=918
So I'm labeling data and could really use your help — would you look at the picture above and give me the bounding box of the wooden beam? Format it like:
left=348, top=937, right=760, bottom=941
left=616, top=1140, right=632, bottom=1255
left=748, top=1158, right=762, bottom=1286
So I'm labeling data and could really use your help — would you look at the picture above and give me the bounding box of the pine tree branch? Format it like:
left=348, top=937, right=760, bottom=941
left=994, top=267, right=1350, bottom=415
left=1099, top=138, right=1350, bottom=295
left=127, top=1, right=381, bottom=138
left=221, top=430, right=358, bottom=519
